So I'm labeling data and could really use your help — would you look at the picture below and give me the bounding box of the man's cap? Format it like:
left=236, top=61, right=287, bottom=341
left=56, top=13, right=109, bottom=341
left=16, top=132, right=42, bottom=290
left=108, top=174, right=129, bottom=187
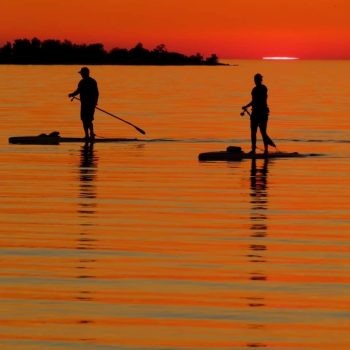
left=78, top=67, right=89, bottom=74
left=254, top=73, right=263, bottom=79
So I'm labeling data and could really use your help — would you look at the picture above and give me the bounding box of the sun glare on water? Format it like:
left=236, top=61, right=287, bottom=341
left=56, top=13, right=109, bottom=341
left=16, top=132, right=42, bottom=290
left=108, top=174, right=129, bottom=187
left=263, top=57, right=300, bottom=60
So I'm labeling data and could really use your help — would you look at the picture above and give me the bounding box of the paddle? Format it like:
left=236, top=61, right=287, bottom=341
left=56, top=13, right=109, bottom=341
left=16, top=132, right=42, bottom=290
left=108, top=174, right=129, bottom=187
left=70, top=96, right=146, bottom=135
left=240, top=107, right=276, bottom=148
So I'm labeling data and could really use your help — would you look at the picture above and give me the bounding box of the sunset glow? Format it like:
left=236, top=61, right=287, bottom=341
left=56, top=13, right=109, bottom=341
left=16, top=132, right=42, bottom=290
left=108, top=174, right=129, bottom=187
left=1, top=0, right=350, bottom=59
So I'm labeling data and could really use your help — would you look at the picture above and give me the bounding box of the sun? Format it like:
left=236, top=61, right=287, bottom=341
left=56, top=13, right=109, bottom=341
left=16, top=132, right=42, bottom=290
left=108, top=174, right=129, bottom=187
left=262, top=57, right=300, bottom=60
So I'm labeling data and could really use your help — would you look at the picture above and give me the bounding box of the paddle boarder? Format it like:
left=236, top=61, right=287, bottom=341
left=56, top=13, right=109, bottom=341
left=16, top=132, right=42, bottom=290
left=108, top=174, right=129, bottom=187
left=242, top=73, right=275, bottom=155
left=68, top=67, right=99, bottom=140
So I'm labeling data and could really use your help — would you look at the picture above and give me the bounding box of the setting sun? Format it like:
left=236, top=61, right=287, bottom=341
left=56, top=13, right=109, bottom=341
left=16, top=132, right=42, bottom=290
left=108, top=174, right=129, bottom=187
left=263, top=57, right=300, bottom=60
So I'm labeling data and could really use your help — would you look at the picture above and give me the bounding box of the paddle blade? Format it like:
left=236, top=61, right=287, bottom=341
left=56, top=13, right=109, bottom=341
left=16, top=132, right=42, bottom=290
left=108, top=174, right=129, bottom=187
left=267, top=137, right=276, bottom=147
left=135, top=126, right=146, bottom=135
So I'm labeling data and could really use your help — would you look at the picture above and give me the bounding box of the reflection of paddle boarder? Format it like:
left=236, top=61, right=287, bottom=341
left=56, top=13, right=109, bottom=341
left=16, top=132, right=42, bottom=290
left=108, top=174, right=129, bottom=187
left=242, top=73, right=276, bottom=155
left=68, top=67, right=99, bottom=140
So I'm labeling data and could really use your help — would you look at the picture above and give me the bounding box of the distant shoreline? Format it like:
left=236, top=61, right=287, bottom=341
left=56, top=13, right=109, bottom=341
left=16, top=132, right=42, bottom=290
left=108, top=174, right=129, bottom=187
left=0, top=38, right=228, bottom=66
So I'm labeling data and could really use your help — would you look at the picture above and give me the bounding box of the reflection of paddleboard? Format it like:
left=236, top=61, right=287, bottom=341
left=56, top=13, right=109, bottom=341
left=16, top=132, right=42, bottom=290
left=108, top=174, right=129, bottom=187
left=198, top=146, right=320, bottom=161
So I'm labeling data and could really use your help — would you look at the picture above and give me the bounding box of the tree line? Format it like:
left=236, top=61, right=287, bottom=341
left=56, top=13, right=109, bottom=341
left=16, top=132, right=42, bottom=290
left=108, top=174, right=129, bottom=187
left=0, top=38, right=223, bottom=65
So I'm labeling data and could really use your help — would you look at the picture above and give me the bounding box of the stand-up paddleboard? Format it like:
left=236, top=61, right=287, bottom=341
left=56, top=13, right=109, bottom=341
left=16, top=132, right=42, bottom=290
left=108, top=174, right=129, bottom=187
left=198, top=146, right=318, bottom=161
left=8, top=132, right=138, bottom=145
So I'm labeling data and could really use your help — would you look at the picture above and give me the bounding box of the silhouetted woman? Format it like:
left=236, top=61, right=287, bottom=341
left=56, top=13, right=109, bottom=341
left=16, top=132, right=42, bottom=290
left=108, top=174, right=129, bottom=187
left=242, top=73, right=274, bottom=155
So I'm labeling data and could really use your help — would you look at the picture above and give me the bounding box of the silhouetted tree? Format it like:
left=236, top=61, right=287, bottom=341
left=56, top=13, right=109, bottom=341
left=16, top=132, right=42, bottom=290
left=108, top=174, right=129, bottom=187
left=0, top=42, right=12, bottom=63
left=12, top=39, right=32, bottom=63
left=128, top=43, right=151, bottom=64
left=41, top=39, right=63, bottom=63
left=109, top=48, right=129, bottom=64
left=206, top=53, right=219, bottom=65
left=153, top=44, right=167, bottom=53
left=30, top=38, right=41, bottom=63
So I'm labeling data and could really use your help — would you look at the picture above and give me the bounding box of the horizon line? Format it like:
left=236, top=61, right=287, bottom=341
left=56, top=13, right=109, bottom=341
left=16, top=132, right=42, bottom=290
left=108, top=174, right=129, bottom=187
left=220, top=57, right=350, bottom=60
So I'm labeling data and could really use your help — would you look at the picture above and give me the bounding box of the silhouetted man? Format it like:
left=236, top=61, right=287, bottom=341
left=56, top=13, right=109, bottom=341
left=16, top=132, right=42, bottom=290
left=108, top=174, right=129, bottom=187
left=242, top=73, right=274, bottom=155
left=69, top=67, right=99, bottom=140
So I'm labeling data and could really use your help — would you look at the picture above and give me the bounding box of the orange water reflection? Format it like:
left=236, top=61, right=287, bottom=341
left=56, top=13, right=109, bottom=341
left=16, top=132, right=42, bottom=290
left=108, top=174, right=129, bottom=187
left=0, top=63, right=349, bottom=350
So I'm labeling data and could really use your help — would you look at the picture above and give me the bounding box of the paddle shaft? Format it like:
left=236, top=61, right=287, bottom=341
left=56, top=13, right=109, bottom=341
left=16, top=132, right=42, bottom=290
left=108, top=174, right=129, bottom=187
left=241, top=107, right=251, bottom=117
left=71, top=96, right=146, bottom=135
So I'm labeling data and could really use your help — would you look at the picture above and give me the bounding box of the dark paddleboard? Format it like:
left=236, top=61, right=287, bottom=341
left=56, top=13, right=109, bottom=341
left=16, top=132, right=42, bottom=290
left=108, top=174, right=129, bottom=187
left=198, top=146, right=310, bottom=161
left=9, top=135, right=139, bottom=145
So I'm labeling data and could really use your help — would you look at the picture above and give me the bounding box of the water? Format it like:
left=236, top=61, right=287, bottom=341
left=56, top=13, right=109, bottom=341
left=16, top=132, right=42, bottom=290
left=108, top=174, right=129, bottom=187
left=0, top=61, right=349, bottom=350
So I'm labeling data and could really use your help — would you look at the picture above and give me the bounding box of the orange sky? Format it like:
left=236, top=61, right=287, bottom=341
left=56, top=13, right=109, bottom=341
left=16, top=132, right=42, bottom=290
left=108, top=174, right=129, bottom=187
left=2, top=0, right=350, bottom=59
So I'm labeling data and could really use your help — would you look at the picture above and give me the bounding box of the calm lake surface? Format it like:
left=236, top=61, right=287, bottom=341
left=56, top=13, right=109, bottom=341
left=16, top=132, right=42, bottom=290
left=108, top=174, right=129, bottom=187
left=0, top=60, right=349, bottom=350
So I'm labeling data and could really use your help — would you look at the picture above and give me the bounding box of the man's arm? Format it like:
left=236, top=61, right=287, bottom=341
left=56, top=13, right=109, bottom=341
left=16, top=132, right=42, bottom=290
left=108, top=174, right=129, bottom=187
left=68, top=88, right=79, bottom=98
left=68, top=83, right=80, bottom=98
left=242, top=101, right=253, bottom=110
